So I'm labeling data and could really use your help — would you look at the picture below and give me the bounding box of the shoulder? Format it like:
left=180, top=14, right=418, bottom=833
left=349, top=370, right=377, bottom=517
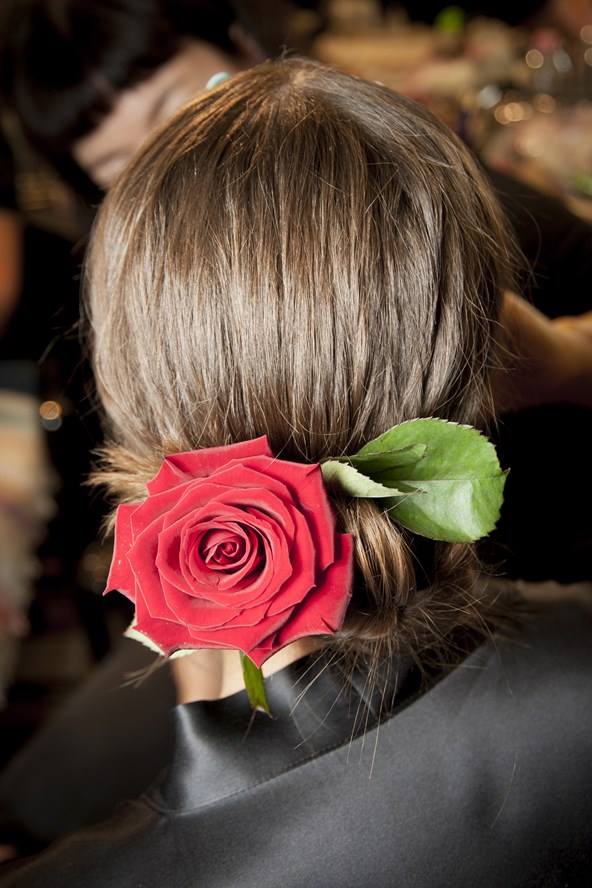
left=451, top=595, right=592, bottom=826
left=486, top=594, right=592, bottom=702
left=481, top=595, right=592, bottom=884
left=456, top=594, right=592, bottom=746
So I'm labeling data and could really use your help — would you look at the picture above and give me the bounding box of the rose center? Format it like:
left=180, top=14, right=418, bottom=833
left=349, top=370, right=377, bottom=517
left=205, top=537, right=243, bottom=565
left=197, top=525, right=262, bottom=575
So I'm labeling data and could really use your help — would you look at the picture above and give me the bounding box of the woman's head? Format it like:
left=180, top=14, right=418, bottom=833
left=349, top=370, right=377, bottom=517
left=0, top=0, right=276, bottom=191
left=88, top=59, right=513, bottom=667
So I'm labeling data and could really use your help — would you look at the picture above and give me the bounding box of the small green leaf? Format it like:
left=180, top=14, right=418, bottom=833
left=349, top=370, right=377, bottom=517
left=321, top=460, right=408, bottom=498
left=350, top=442, right=427, bottom=474
left=240, top=652, right=272, bottom=716
left=351, top=418, right=507, bottom=542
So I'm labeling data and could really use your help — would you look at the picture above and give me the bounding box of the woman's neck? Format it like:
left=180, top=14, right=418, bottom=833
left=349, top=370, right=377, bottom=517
left=172, top=638, right=323, bottom=705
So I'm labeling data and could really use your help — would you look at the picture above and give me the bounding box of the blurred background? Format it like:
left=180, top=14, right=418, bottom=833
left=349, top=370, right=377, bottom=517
left=0, top=0, right=590, bottom=768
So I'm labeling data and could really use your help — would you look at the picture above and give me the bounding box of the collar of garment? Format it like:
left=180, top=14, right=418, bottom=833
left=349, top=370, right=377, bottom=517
left=153, top=647, right=425, bottom=813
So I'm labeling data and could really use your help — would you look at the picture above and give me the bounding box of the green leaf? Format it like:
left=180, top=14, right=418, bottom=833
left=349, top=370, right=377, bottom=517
left=350, top=441, right=427, bottom=474
left=240, top=652, right=272, bottom=716
left=354, top=418, right=507, bottom=543
left=321, top=460, right=408, bottom=498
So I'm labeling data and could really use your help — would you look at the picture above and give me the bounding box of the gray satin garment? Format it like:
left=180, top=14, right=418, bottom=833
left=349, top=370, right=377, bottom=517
left=1, top=598, right=591, bottom=887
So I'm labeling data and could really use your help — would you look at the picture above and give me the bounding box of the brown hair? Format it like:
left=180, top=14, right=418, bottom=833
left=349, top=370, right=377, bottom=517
left=87, top=58, right=514, bottom=687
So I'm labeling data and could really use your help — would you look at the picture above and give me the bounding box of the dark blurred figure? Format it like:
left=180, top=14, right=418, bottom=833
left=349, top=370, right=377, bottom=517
left=0, top=0, right=292, bottom=194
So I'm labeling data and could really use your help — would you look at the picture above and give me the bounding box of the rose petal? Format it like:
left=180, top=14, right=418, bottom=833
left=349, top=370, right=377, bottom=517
left=166, top=628, right=277, bottom=668
left=243, top=637, right=278, bottom=668
left=146, top=461, right=188, bottom=496
left=147, top=437, right=273, bottom=494
left=105, top=503, right=139, bottom=600
left=131, top=485, right=191, bottom=537
left=128, top=516, right=179, bottom=622
left=164, top=574, right=278, bottom=632
left=185, top=607, right=291, bottom=657
left=161, top=481, right=296, bottom=546
left=134, top=593, right=195, bottom=656
left=264, top=504, right=316, bottom=616
left=202, top=464, right=299, bottom=537
left=239, top=458, right=336, bottom=569
left=274, top=533, right=354, bottom=647
left=161, top=574, right=242, bottom=629
left=154, top=522, right=187, bottom=596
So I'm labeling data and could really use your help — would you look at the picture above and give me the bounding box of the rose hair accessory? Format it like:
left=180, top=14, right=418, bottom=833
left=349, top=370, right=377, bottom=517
left=105, top=419, right=507, bottom=714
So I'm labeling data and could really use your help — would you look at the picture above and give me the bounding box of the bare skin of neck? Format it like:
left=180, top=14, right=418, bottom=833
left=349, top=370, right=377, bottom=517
left=173, top=637, right=323, bottom=705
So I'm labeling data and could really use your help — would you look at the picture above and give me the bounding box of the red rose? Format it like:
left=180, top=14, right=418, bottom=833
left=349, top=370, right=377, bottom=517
left=106, top=437, right=353, bottom=667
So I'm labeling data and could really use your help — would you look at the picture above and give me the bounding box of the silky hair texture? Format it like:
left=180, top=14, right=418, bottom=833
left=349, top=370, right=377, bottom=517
left=87, top=58, right=514, bottom=682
